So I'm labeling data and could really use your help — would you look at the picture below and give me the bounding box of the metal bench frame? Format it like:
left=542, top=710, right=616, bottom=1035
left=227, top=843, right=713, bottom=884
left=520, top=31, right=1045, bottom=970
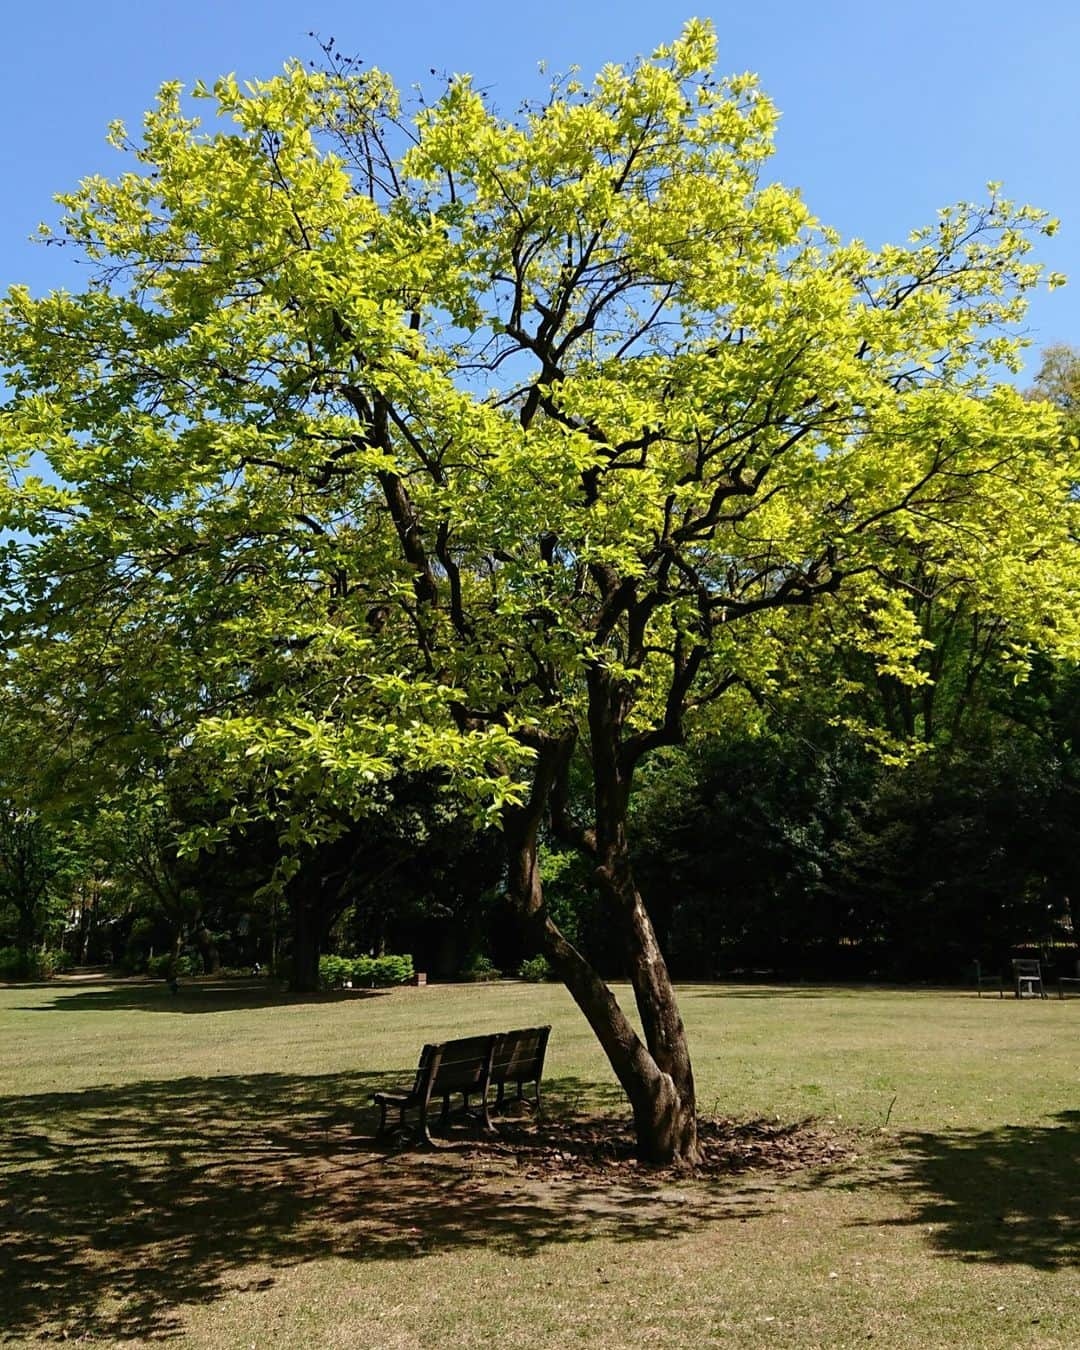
left=1012, top=959, right=1047, bottom=999
left=975, top=961, right=1003, bottom=998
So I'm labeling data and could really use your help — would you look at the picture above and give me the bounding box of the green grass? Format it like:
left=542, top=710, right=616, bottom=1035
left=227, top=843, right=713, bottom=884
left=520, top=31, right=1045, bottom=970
left=1, top=976, right=1077, bottom=1347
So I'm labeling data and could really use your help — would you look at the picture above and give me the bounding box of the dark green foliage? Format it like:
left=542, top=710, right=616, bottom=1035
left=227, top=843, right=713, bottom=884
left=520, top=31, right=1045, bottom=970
left=537, top=847, right=599, bottom=955
left=462, top=954, right=501, bottom=982
left=0, top=808, right=66, bottom=954
left=0, top=946, right=74, bottom=979
left=627, top=734, right=861, bottom=976
left=517, top=955, right=553, bottom=982
left=824, top=750, right=1064, bottom=976
left=277, top=775, right=504, bottom=990
left=146, top=953, right=199, bottom=979
left=626, top=676, right=1079, bottom=980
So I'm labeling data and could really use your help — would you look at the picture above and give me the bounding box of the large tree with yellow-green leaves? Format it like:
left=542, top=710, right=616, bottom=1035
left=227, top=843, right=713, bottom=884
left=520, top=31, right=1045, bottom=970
left=2, top=23, right=1077, bottom=1161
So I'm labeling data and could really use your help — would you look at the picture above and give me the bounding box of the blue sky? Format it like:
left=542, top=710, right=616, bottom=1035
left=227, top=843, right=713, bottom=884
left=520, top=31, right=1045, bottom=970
left=2, top=0, right=1077, bottom=375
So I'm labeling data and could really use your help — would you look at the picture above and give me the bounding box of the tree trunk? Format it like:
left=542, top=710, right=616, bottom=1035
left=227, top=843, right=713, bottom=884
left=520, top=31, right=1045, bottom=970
left=591, top=668, right=701, bottom=1162
left=194, top=924, right=221, bottom=975
left=289, top=900, right=322, bottom=993
left=503, top=739, right=701, bottom=1166
left=77, top=896, right=93, bottom=964
left=16, top=904, right=36, bottom=956
left=595, top=849, right=700, bottom=1162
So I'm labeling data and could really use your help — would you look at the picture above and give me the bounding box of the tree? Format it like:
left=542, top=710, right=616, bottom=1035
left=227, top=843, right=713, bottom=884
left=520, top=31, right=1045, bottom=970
left=629, top=728, right=865, bottom=977
left=1029, top=343, right=1080, bottom=419
left=2, top=23, right=1078, bottom=1161
left=0, top=713, right=78, bottom=961
left=0, top=805, right=62, bottom=955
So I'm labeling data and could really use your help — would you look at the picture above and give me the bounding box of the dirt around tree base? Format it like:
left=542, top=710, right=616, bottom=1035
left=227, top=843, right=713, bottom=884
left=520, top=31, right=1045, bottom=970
left=408, top=1113, right=862, bottom=1181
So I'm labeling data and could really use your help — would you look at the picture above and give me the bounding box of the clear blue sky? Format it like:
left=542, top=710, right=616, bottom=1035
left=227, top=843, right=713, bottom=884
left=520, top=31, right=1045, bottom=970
left=2, top=0, right=1077, bottom=374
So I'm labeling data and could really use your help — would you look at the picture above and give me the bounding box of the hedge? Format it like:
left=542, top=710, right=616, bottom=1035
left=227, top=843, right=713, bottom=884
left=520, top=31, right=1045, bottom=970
left=318, top=953, right=414, bottom=990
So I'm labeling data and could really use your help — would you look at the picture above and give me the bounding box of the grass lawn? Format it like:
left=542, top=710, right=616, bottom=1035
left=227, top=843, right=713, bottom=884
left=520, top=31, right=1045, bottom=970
left=0, top=976, right=1076, bottom=1347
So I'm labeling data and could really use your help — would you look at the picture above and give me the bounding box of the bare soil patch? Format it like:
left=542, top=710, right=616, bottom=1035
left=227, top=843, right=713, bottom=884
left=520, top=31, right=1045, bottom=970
left=377, top=1112, right=863, bottom=1182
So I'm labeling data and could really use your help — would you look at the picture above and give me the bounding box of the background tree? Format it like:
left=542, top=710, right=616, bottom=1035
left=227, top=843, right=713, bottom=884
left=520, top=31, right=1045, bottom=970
left=1028, top=343, right=1079, bottom=421
left=0, top=806, right=62, bottom=958
left=2, top=24, right=1078, bottom=1160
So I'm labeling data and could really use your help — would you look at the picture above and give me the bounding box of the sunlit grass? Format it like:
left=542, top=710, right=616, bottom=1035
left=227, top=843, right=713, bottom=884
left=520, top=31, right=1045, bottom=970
left=1, top=976, right=1076, bottom=1347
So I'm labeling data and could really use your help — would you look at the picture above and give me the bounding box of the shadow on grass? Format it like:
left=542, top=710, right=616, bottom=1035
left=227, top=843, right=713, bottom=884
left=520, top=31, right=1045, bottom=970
left=9, top=978, right=391, bottom=1015
left=847, top=1112, right=1079, bottom=1271
left=690, top=987, right=847, bottom=999
left=686, top=984, right=935, bottom=999
left=0, top=1070, right=760, bottom=1343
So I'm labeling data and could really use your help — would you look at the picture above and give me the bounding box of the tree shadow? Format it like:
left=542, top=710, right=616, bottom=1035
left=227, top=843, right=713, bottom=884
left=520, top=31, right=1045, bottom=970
left=845, top=1112, right=1079, bottom=1271
left=0, top=1071, right=763, bottom=1342
left=9, top=978, right=391, bottom=1014
left=688, top=985, right=876, bottom=999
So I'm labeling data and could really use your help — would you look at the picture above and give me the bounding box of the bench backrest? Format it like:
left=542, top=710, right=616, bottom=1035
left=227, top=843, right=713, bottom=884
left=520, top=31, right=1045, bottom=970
left=407, top=1026, right=551, bottom=1104
left=491, top=1025, right=551, bottom=1083
left=418, top=1034, right=496, bottom=1097
left=1012, top=959, right=1042, bottom=977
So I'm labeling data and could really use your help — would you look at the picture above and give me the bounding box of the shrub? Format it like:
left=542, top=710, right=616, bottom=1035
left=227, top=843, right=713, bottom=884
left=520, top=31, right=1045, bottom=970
left=0, top=946, right=29, bottom=980
left=319, top=953, right=415, bottom=990
left=318, top=954, right=352, bottom=990
left=517, top=955, right=553, bottom=982
left=463, top=954, right=501, bottom=982
left=0, top=946, right=75, bottom=979
left=147, top=953, right=199, bottom=979
left=353, top=954, right=415, bottom=987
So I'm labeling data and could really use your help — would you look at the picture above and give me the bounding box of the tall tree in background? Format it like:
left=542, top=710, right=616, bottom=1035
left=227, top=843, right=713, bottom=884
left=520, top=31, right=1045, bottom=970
left=2, top=23, right=1078, bottom=1160
left=1029, top=343, right=1080, bottom=421
left=0, top=806, right=60, bottom=955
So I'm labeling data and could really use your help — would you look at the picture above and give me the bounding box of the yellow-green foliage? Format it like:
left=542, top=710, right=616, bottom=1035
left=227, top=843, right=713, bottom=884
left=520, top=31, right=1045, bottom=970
left=1, top=22, right=1077, bottom=839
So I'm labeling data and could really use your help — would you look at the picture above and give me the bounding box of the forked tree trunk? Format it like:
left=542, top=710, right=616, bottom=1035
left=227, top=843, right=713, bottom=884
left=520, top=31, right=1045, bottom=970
left=595, top=849, right=700, bottom=1163
left=503, top=740, right=701, bottom=1166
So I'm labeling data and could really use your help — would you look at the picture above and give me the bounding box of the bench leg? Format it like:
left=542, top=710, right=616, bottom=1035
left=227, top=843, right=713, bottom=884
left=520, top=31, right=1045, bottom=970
left=376, top=1101, right=407, bottom=1139
left=375, top=1101, right=413, bottom=1141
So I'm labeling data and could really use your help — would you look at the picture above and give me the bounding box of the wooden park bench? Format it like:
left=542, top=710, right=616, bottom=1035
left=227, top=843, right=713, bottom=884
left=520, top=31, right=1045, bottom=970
left=373, top=1025, right=551, bottom=1145
left=490, top=1024, right=551, bottom=1117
